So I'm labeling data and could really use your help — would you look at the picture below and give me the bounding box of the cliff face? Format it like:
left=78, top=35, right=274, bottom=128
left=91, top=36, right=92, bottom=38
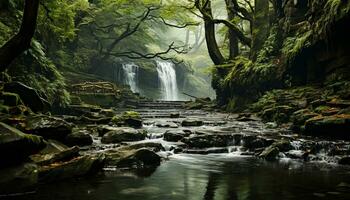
left=213, top=0, right=350, bottom=111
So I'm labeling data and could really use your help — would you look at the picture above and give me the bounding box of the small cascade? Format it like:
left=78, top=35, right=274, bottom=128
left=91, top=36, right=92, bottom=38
left=156, top=60, right=179, bottom=100
left=122, top=63, right=139, bottom=93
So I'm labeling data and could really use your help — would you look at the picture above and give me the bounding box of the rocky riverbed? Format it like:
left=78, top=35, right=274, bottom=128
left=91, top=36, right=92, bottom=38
left=1, top=100, right=350, bottom=198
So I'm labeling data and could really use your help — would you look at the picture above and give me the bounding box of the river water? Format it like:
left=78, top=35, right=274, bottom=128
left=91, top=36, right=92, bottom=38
left=10, top=108, right=350, bottom=200
left=18, top=154, right=350, bottom=200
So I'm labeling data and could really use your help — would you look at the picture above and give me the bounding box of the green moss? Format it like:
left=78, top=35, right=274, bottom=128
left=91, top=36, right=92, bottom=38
left=282, top=30, right=312, bottom=62
left=111, top=111, right=141, bottom=124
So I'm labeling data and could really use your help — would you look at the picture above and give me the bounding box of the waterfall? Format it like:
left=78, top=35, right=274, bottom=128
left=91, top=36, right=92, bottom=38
left=156, top=60, right=179, bottom=101
left=122, top=63, right=139, bottom=93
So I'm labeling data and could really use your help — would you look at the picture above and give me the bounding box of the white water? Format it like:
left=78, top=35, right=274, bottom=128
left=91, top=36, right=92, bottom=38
left=122, top=63, right=139, bottom=93
left=156, top=60, right=179, bottom=100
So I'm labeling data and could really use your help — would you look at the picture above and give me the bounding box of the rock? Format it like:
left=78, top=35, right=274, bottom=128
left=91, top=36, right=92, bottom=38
left=338, top=157, right=350, bottom=165
left=0, top=163, right=38, bottom=195
left=314, top=106, right=340, bottom=116
left=122, top=142, right=165, bottom=152
left=327, top=99, right=350, bottom=109
left=261, top=105, right=295, bottom=124
left=170, top=112, right=180, bottom=118
left=65, top=129, right=93, bottom=147
left=111, top=111, right=142, bottom=128
left=163, top=130, right=187, bottom=142
left=242, top=135, right=273, bottom=150
left=182, top=134, right=234, bottom=148
left=101, top=127, right=147, bottom=144
left=38, top=153, right=105, bottom=182
left=0, top=122, right=46, bottom=166
left=1, top=92, right=22, bottom=107
left=291, top=109, right=319, bottom=127
left=25, top=115, right=73, bottom=142
left=271, top=140, right=293, bottom=152
left=183, top=147, right=228, bottom=154
left=4, top=82, right=49, bottom=112
left=304, top=114, right=350, bottom=139
left=155, top=122, right=178, bottom=128
left=105, top=148, right=161, bottom=168
left=181, top=119, right=203, bottom=127
left=30, top=146, right=80, bottom=166
left=259, top=147, right=279, bottom=161
left=125, top=118, right=143, bottom=128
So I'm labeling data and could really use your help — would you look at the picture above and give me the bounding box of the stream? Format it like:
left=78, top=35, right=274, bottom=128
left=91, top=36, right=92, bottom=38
left=12, top=105, right=350, bottom=200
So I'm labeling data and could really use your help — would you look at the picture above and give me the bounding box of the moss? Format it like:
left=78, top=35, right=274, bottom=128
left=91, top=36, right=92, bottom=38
left=282, top=30, right=312, bottom=62
left=111, top=111, right=141, bottom=124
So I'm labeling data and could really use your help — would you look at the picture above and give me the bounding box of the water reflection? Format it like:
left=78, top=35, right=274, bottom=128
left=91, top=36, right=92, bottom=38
left=11, top=155, right=350, bottom=200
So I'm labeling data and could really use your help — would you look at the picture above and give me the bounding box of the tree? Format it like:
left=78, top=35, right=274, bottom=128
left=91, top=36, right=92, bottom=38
left=0, top=0, right=40, bottom=72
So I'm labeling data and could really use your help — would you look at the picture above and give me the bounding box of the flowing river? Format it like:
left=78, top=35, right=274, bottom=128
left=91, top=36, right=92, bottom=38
left=12, top=105, right=350, bottom=200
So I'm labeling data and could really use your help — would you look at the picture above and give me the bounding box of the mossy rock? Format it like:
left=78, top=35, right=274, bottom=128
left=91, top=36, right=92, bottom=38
left=1, top=92, right=23, bottom=107
left=304, top=114, right=350, bottom=139
left=101, top=127, right=147, bottom=144
left=0, top=122, right=47, bottom=166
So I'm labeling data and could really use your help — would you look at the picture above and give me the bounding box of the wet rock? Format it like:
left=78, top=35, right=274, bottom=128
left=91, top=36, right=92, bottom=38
left=314, top=106, right=340, bottom=116
left=101, top=127, right=147, bottom=144
left=170, top=112, right=180, bottom=118
left=163, top=130, right=187, bottom=142
left=0, top=122, right=46, bottom=166
left=271, top=140, right=293, bottom=152
left=182, top=134, right=234, bottom=148
left=327, top=99, right=350, bottom=109
left=338, top=157, right=350, bottom=165
left=1, top=92, right=22, bottom=107
left=181, top=119, right=203, bottom=127
left=259, top=147, right=279, bottom=161
left=242, top=135, right=273, bottom=150
left=155, top=122, right=178, bottom=128
left=97, top=125, right=120, bottom=137
left=125, top=118, right=143, bottom=128
left=261, top=105, right=296, bottom=124
left=122, top=142, right=165, bottom=152
left=25, top=115, right=73, bottom=142
left=30, top=146, right=80, bottom=166
left=65, top=129, right=93, bottom=147
left=291, top=109, right=319, bottom=129
left=304, top=114, right=350, bottom=139
left=4, top=82, right=49, bottom=112
left=105, top=148, right=161, bottom=167
left=0, top=163, right=38, bottom=195
left=38, top=153, right=105, bottom=182
left=183, top=147, right=228, bottom=154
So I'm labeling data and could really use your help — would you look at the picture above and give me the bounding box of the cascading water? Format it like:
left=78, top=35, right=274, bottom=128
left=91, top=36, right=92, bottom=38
left=122, top=63, right=139, bottom=93
left=156, top=60, right=179, bottom=101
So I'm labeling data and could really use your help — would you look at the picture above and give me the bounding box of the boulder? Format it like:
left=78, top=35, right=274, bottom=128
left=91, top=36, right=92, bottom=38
left=101, top=127, right=147, bottom=144
left=0, top=163, right=38, bottom=195
left=182, top=134, right=234, bottom=148
left=1, top=92, right=22, bottom=107
left=38, top=153, right=105, bottom=182
left=155, top=122, right=178, bottom=128
left=25, top=115, right=73, bottom=142
left=30, top=146, right=80, bottom=166
left=163, top=130, right=187, bottom=142
left=304, top=114, right=350, bottom=139
left=65, top=129, right=93, bottom=147
left=170, top=112, right=180, bottom=118
left=181, top=119, right=203, bottom=127
left=259, top=147, right=279, bottom=161
left=338, top=157, right=350, bottom=165
left=125, top=118, right=143, bottom=128
left=0, top=122, right=46, bottom=166
left=4, top=82, right=49, bottom=112
left=105, top=148, right=161, bottom=167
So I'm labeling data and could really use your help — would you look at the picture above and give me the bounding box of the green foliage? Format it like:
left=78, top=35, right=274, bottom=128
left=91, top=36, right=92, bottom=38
left=38, top=0, right=89, bottom=43
left=8, top=40, right=70, bottom=106
left=282, top=30, right=312, bottom=62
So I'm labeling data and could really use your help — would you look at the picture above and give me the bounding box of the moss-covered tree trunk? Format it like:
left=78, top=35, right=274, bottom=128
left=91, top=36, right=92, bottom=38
left=225, top=0, right=239, bottom=60
left=250, top=0, right=270, bottom=61
left=203, top=1, right=225, bottom=65
left=0, top=0, right=39, bottom=72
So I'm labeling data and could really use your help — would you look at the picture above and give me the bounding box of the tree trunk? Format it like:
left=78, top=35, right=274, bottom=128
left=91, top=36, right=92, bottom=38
left=250, top=0, right=270, bottom=61
left=0, top=0, right=40, bottom=72
left=225, top=0, right=239, bottom=60
left=203, top=1, right=225, bottom=65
